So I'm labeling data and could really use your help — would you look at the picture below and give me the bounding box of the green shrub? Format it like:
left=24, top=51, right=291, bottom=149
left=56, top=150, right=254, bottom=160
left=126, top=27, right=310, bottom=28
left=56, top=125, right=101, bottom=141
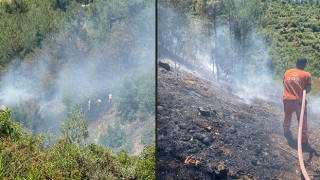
left=311, top=23, right=320, bottom=32
left=60, top=104, right=88, bottom=147
left=0, top=156, right=4, bottom=179
left=0, top=109, right=23, bottom=139
left=83, top=144, right=118, bottom=179
left=141, top=129, right=154, bottom=145
left=99, top=122, right=127, bottom=149
left=11, top=98, right=38, bottom=132
left=115, top=69, right=155, bottom=123
left=25, top=166, right=42, bottom=180
left=135, top=145, right=155, bottom=180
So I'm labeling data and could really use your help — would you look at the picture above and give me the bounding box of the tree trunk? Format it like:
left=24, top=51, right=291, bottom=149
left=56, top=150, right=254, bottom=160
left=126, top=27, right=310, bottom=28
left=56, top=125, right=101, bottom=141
left=213, top=13, right=219, bottom=81
left=241, top=32, right=245, bottom=76
left=229, top=13, right=233, bottom=51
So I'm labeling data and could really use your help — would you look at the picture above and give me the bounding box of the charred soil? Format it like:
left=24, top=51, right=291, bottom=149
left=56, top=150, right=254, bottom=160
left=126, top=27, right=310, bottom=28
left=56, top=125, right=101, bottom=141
left=157, top=61, right=320, bottom=179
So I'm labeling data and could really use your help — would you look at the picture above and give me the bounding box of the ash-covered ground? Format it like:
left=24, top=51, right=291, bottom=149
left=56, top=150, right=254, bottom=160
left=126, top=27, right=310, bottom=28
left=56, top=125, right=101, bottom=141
left=157, top=60, right=320, bottom=179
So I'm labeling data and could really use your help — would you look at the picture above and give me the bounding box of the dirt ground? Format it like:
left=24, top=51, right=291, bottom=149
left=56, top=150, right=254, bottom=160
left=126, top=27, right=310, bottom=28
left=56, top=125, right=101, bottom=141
left=157, top=60, right=320, bottom=179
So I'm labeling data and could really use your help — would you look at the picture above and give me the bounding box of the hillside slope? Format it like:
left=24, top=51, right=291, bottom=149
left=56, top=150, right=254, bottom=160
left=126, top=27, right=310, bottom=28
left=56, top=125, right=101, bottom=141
left=157, top=60, right=320, bottom=179
left=88, top=105, right=154, bottom=155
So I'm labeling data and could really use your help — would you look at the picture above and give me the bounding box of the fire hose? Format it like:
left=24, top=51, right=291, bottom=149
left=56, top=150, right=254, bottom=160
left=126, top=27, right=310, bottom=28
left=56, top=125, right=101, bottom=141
left=298, top=90, right=310, bottom=180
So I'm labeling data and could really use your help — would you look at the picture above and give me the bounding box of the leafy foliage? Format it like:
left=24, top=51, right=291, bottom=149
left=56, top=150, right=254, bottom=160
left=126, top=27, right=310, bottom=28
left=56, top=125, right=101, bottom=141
left=0, top=109, right=23, bottom=139
left=0, top=0, right=154, bottom=78
left=260, top=1, right=320, bottom=77
left=0, top=108, right=155, bottom=179
left=60, top=104, right=88, bottom=147
left=141, top=128, right=155, bottom=145
left=0, top=0, right=66, bottom=74
left=10, top=98, right=38, bottom=131
left=115, top=69, right=155, bottom=123
left=99, top=122, right=127, bottom=149
left=135, top=145, right=156, bottom=179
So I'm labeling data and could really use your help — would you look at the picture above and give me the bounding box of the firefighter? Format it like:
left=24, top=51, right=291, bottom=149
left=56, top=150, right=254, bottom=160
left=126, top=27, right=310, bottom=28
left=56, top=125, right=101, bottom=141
left=109, top=93, right=112, bottom=103
left=97, top=99, right=102, bottom=106
left=283, top=57, right=312, bottom=145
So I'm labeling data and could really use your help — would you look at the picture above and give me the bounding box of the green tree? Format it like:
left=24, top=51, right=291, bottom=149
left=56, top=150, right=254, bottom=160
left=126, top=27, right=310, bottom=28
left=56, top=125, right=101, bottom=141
left=135, top=145, right=155, bottom=179
left=11, top=98, right=39, bottom=132
left=115, top=69, right=155, bottom=123
left=99, top=121, right=127, bottom=149
left=195, top=0, right=227, bottom=79
left=230, top=0, right=265, bottom=75
left=0, top=108, right=22, bottom=139
left=60, top=104, right=88, bottom=147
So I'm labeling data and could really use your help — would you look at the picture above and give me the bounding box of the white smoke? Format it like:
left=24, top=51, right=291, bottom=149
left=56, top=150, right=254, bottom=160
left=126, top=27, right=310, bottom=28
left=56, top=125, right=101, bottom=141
left=0, top=1, right=155, bottom=135
left=308, top=95, right=320, bottom=114
left=159, top=3, right=277, bottom=103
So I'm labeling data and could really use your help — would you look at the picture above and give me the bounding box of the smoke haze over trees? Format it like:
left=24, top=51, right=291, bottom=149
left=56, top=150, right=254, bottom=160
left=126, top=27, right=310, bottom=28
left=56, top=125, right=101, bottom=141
left=0, top=0, right=154, bottom=132
left=158, top=0, right=273, bottom=102
left=0, top=0, right=155, bottom=178
left=158, top=0, right=320, bottom=102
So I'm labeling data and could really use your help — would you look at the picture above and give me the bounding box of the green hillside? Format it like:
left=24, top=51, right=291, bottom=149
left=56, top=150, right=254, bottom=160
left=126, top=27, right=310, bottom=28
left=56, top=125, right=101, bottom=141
left=261, top=1, right=320, bottom=77
left=262, top=1, right=320, bottom=95
left=0, top=0, right=155, bottom=178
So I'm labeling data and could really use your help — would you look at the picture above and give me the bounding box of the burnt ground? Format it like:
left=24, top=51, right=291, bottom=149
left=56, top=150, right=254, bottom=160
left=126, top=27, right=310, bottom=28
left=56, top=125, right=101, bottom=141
left=157, top=61, right=320, bottom=179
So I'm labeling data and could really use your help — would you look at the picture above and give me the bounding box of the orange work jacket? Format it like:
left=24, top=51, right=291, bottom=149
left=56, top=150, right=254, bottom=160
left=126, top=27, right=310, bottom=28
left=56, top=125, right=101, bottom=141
left=283, top=68, right=312, bottom=101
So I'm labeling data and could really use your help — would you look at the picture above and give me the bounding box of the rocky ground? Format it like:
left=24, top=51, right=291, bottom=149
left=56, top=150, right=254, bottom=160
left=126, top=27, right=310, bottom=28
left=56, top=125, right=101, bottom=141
left=157, top=60, right=320, bottom=179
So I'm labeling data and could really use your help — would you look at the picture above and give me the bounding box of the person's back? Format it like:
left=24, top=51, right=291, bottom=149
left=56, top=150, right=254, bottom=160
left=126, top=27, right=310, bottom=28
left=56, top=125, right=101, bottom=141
left=282, top=57, right=312, bottom=145
left=283, top=68, right=311, bottom=101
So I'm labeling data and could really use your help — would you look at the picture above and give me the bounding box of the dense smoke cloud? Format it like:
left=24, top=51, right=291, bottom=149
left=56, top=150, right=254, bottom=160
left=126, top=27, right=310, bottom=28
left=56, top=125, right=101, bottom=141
left=0, top=1, right=154, bottom=135
left=158, top=3, right=276, bottom=103
left=226, top=31, right=274, bottom=103
left=158, top=2, right=320, bottom=126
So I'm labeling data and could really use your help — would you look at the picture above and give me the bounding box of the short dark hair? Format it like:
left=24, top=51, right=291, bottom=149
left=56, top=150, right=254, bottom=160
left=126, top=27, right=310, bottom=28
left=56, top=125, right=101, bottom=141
left=296, top=57, right=307, bottom=69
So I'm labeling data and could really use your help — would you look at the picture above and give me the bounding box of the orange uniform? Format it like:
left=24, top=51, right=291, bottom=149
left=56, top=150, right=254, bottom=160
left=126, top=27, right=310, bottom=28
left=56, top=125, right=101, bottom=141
left=283, top=68, right=312, bottom=143
left=283, top=69, right=312, bottom=101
